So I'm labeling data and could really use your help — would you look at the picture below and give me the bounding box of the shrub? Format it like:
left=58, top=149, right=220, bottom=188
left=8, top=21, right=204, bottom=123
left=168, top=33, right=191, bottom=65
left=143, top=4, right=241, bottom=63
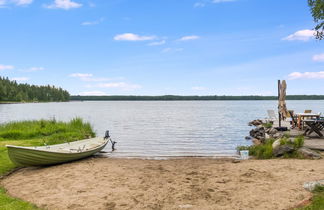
left=237, top=139, right=275, bottom=159
left=262, top=122, right=273, bottom=129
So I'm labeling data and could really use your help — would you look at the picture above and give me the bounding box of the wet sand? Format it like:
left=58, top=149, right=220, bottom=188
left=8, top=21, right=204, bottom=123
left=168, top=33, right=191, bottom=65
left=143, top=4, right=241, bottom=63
left=2, top=157, right=324, bottom=210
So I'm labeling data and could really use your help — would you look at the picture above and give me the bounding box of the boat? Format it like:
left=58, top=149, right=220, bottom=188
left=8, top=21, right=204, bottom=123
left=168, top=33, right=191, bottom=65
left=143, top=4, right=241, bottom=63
left=6, top=135, right=111, bottom=166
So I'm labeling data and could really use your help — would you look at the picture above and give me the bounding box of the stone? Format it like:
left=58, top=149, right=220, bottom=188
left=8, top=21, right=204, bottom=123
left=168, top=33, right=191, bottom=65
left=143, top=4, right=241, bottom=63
left=232, top=159, right=240, bottom=163
left=272, top=139, right=281, bottom=149
left=248, top=119, right=263, bottom=126
left=252, top=138, right=262, bottom=145
left=273, top=145, right=295, bottom=157
left=297, top=147, right=321, bottom=159
left=268, top=128, right=278, bottom=135
left=245, top=136, right=252, bottom=140
left=249, top=127, right=265, bottom=140
left=265, top=133, right=270, bottom=139
left=303, top=180, right=324, bottom=191
left=272, top=133, right=284, bottom=139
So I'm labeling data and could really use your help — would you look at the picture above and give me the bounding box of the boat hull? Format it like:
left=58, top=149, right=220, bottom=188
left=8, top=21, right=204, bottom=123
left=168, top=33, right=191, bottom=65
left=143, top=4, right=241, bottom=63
left=7, top=139, right=108, bottom=166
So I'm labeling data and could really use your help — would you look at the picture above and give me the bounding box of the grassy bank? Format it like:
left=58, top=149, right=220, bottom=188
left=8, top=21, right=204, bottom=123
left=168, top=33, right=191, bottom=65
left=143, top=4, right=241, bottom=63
left=0, top=118, right=95, bottom=209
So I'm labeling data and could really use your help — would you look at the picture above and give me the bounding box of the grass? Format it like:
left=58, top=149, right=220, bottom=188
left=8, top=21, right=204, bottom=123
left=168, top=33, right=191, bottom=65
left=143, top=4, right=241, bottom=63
left=237, top=136, right=305, bottom=159
left=0, top=118, right=95, bottom=210
left=297, top=186, right=324, bottom=210
left=262, top=122, right=273, bottom=129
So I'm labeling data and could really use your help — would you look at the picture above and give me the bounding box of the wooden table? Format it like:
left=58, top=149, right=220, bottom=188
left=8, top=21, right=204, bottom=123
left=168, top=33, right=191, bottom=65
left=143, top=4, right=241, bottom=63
left=296, top=113, right=320, bottom=129
left=303, top=119, right=324, bottom=137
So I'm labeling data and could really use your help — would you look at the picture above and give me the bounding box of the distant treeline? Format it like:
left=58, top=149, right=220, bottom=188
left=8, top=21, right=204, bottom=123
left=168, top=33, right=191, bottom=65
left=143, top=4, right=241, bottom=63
left=70, top=95, right=324, bottom=101
left=0, top=76, right=70, bottom=102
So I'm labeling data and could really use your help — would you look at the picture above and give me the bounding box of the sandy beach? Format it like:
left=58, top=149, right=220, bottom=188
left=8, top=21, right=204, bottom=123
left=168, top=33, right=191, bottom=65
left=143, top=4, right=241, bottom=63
left=2, top=157, right=324, bottom=210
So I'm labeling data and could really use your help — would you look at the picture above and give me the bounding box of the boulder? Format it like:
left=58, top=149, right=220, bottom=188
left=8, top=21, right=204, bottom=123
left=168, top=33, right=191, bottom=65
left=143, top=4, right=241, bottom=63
left=272, top=133, right=284, bottom=139
left=268, top=128, right=278, bottom=135
left=252, top=138, right=262, bottom=145
left=249, top=127, right=265, bottom=140
left=304, top=180, right=324, bottom=191
left=273, top=145, right=295, bottom=157
left=297, top=147, right=321, bottom=159
left=272, top=139, right=281, bottom=149
left=248, top=119, right=263, bottom=126
left=245, top=136, right=252, bottom=140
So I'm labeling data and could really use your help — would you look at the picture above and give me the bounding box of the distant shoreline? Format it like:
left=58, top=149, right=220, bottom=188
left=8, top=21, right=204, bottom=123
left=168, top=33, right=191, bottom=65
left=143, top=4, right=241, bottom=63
left=70, top=95, right=324, bottom=101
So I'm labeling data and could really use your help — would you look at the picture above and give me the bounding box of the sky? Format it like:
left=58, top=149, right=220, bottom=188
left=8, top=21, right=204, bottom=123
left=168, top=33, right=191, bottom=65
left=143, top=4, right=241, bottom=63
left=0, top=0, right=324, bottom=96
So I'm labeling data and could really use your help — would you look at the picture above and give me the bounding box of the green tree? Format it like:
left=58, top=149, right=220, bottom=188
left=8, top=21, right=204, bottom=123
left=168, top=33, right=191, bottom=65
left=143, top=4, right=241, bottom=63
left=308, top=0, right=324, bottom=40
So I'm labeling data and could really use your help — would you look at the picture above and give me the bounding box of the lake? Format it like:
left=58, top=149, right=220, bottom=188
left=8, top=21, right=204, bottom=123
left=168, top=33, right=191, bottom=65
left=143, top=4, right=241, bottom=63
left=1, top=100, right=323, bottom=158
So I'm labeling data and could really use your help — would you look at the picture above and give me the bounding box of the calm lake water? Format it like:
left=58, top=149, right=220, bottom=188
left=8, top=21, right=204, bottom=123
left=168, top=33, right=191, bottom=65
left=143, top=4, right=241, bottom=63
left=1, top=100, right=324, bottom=158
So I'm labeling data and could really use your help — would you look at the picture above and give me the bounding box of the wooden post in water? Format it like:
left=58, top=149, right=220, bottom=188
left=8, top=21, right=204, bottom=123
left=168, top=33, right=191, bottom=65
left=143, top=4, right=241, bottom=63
left=278, top=80, right=281, bottom=127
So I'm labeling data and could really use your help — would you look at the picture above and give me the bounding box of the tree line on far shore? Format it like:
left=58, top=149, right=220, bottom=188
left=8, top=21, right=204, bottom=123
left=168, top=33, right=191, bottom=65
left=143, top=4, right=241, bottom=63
left=70, top=95, right=324, bottom=101
left=0, top=76, right=70, bottom=102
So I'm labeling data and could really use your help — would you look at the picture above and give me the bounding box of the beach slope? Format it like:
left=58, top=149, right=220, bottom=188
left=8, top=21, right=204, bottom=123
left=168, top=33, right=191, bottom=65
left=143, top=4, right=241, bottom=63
left=2, top=158, right=324, bottom=210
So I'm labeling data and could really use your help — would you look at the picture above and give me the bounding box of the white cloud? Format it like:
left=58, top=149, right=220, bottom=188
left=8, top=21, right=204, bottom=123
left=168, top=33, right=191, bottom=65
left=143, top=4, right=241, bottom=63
left=312, top=53, right=324, bottom=62
left=12, top=0, right=32, bottom=5
left=78, top=91, right=107, bottom=96
left=114, top=33, right=156, bottom=41
left=81, top=17, right=104, bottom=26
left=96, top=82, right=141, bottom=91
left=194, top=2, right=205, bottom=7
left=161, top=48, right=183, bottom=53
left=23, top=66, right=45, bottom=72
left=0, top=0, right=33, bottom=6
left=192, top=86, right=207, bottom=91
left=288, top=71, right=324, bottom=80
left=11, top=77, right=29, bottom=82
left=69, top=73, right=122, bottom=82
left=282, top=29, right=315, bottom=41
left=44, top=0, right=82, bottom=10
left=212, top=0, right=236, bottom=3
left=0, top=64, right=14, bottom=71
left=148, top=40, right=166, bottom=46
left=70, top=73, right=93, bottom=78
left=178, top=35, right=200, bottom=41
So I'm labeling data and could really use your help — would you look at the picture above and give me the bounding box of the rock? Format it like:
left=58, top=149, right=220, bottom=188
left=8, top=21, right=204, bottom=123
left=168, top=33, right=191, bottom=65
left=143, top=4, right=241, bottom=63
left=272, top=133, right=284, bottom=139
left=273, top=145, right=295, bottom=157
left=252, top=138, right=262, bottom=145
left=303, top=180, right=324, bottom=191
left=265, top=133, right=270, bottom=139
left=248, top=119, right=263, bottom=126
left=297, top=147, right=321, bottom=159
left=249, top=127, right=265, bottom=140
left=245, top=136, right=252, bottom=140
left=232, top=159, right=240, bottom=163
left=272, top=139, right=281, bottom=149
left=268, top=128, right=278, bottom=135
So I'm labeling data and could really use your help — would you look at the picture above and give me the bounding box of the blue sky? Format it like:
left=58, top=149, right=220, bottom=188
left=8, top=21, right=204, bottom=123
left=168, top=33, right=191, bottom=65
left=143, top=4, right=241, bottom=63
left=0, top=0, right=323, bottom=96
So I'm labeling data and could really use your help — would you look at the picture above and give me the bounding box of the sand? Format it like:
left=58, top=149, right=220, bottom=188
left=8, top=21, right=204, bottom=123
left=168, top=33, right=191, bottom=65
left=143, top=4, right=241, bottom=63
left=2, top=157, right=324, bottom=210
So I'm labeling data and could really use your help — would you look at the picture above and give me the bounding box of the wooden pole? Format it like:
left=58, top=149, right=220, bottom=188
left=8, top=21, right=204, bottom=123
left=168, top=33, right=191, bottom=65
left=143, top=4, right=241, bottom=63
left=278, top=80, right=281, bottom=127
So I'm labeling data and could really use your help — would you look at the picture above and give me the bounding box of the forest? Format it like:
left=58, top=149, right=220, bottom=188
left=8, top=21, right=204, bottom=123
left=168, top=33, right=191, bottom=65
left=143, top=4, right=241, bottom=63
left=0, top=77, right=70, bottom=102
left=70, top=95, right=324, bottom=101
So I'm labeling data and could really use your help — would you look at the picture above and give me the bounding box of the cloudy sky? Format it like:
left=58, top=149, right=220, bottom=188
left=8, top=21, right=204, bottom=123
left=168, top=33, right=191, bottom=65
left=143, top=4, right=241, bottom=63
left=0, top=0, right=323, bottom=96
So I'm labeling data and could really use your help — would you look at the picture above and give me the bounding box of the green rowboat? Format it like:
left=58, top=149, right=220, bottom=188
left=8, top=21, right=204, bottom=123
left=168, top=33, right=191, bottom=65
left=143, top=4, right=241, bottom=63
left=6, top=137, right=109, bottom=166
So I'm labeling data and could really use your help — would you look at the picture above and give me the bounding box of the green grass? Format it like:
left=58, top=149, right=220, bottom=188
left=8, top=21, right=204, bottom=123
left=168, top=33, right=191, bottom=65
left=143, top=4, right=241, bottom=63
left=0, top=118, right=95, bottom=210
left=237, top=136, right=305, bottom=159
left=237, top=138, right=275, bottom=159
left=297, top=186, right=324, bottom=210
left=262, top=122, right=273, bottom=129
left=0, top=188, right=38, bottom=210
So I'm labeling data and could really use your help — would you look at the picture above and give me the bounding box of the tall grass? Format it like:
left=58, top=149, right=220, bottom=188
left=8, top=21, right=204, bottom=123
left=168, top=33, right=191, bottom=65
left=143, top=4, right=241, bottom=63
left=237, top=136, right=305, bottom=159
left=0, top=117, right=95, bottom=144
left=0, top=118, right=96, bottom=209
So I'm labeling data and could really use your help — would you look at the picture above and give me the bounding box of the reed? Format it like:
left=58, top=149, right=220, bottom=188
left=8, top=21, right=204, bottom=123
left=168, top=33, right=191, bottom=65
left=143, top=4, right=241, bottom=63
left=0, top=118, right=95, bottom=209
